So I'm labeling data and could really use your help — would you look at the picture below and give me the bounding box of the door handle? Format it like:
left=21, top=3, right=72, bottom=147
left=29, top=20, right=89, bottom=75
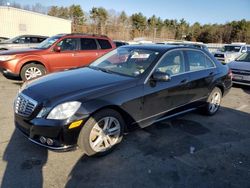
left=209, top=72, right=214, bottom=76
left=180, top=79, right=188, bottom=84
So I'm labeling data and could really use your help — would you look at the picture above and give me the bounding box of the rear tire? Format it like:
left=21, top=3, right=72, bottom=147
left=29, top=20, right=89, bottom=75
left=20, top=63, right=46, bottom=81
left=202, top=87, right=222, bottom=115
left=78, top=109, right=124, bottom=156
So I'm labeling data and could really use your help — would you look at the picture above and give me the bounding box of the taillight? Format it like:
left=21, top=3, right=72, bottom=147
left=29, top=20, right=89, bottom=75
left=228, top=69, right=233, bottom=79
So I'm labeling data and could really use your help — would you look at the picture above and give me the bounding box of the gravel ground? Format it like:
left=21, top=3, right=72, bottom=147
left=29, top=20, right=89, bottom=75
left=0, top=74, right=250, bottom=188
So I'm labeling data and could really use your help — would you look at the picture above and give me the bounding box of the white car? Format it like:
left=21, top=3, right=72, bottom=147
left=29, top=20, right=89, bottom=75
left=0, top=35, right=48, bottom=50
left=213, top=43, right=248, bottom=63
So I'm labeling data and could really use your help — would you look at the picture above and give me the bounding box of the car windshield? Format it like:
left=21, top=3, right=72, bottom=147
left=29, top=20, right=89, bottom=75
left=4, top=36, right=20, bottom=43
left=235, top=52, right=250, bottom=62
left=89, top=47, right=161, bottom=77
left=35, top=35, right=61, bottom=49
left=221, top=45, right=241, bottom=52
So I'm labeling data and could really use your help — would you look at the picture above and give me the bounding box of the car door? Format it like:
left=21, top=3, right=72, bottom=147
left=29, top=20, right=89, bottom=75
left=75, top=38, right=100, bottom=66
left=141, top=50, right=190, bottom=127
left=46, top=37, right=80, bottom=71
left=184, top=49, right=217, bottom=103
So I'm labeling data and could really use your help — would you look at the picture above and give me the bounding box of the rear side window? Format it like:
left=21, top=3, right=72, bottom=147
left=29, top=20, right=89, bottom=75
left=30, top=37, right=38, bottom=43
left=80, top=38, right=97, bottom=50
left=97, top=39, right=112, bottom=49
left=186, top=50, right=215, bottom=71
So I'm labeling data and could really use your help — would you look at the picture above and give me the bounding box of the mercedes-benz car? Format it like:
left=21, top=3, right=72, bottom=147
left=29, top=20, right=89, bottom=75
left=14, top=45, right=232, bottom=156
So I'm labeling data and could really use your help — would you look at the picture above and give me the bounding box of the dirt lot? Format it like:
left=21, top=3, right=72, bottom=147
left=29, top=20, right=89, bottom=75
left=0, top=74, right=250, bottom=188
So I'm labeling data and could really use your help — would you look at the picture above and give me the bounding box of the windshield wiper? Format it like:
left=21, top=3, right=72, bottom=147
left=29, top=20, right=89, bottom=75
left=88, top=66, right=114, bottom=74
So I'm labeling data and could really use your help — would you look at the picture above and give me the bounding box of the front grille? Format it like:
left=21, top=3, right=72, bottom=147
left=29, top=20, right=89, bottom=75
left=232, top=69, right=250, bottom=76
left=15, top=93, right=37, bottom=117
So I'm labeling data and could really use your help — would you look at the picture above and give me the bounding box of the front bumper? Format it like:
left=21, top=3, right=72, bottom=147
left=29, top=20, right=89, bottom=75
left=0, top=59, right=21, bottom=80
left=0, top=68, right=21, bottom=80
left=15, top=114, right=88, bottom=150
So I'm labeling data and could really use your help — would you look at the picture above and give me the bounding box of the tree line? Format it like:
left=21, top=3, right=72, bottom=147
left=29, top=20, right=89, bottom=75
left=1, top=1, right=250, bottom=43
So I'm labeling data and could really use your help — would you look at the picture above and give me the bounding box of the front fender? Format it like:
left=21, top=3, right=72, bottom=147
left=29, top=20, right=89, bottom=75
left=16, top=55, right=48, bottom=73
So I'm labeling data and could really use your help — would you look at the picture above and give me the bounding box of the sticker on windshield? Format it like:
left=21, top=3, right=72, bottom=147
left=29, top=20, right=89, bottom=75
left=131, top=53, right=150, bottom=59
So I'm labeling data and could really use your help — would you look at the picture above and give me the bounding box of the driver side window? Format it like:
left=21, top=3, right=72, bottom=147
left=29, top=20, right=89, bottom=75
left=156, top=50, right=185, bottom=76
left=57, top=38, right=78, bottom=51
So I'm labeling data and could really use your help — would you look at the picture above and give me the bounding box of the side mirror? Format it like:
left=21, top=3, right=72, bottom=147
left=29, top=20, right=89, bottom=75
left=241, top=49, right=247, bottom=53
left=54, top=46, right=61, bottom=52
left=152, top=72, right=171, bottom=82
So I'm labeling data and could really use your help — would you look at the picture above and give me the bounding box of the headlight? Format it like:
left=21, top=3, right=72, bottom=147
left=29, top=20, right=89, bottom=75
left=47, top=101, right=81, bottom=120
left=0, top=55, right=16, bottom=61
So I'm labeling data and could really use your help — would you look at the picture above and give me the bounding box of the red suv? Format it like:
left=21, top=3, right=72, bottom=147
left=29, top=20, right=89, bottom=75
left=0, top=34, right=115, bottom=81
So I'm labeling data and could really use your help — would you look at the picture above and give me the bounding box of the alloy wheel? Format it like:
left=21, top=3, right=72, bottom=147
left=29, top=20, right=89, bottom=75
left=89, top=117, right=121, bottom=152
left=25, top=67, right=42, bottom=80
left=209, top=91, right=221, bottom=113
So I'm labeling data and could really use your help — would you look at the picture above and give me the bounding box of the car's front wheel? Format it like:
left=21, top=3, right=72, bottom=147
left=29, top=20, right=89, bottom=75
left=203, top=87, right=222, bottom=115
left=78, top=109, right=124, bottom=156
left=20, top=63, right=46, bottom=81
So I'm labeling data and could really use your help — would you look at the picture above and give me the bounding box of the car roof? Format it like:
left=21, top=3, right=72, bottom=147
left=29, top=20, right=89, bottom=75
left=121, top=44, right=203, bottom=53
left=18, top=35, right=48, bottom=38
left=56, top=33, right=109, bottom=39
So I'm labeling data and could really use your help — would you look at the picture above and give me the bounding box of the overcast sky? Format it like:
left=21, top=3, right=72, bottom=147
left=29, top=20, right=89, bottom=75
left=14, top=0, right=250, bottom=24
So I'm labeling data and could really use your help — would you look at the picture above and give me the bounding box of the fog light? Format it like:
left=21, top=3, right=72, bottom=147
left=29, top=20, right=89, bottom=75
left=46, top=138, right=54, bottom=146
left=39, top=136, right=46, bottom=144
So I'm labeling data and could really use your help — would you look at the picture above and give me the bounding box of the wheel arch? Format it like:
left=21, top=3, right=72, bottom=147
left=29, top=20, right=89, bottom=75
left=20, top=61, right=47, bottom=75
left=214, top=84, right=224, bottom=96
left=88, top=105, right=137, bottom=132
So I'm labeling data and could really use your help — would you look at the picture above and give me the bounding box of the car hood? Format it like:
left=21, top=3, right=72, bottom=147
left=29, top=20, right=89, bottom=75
left=228, top=61, right=250, bottom=71
left=21, top=67, right=136, bottom=105
left=0, top=48, right=44, bottom=55
left=214, top=51, right=239, bottom=56
left=0, top=42, right=12, bottom=44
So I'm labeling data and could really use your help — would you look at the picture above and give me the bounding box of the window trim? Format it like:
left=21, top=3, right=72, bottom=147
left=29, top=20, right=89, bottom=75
left=144, top=48, right=217, bottom=84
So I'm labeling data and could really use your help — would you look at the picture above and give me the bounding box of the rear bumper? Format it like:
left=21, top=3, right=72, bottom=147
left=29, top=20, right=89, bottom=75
left=232, top=73, right=250, bottom=86
left=232, top=80, right=250, bottom=86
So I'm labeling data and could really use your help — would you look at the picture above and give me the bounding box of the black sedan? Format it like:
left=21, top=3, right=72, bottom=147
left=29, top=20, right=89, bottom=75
left=228, top=52, right=250, bottom=86
left=14, top=45, right=232, bottom=156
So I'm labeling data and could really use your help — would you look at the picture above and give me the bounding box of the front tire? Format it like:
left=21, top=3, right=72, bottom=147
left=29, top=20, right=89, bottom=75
left=20, top=63, right=46, bottom=81
left=202, top=87, right=222, bottom=115
left=78, top=109, right=124, bottom=156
